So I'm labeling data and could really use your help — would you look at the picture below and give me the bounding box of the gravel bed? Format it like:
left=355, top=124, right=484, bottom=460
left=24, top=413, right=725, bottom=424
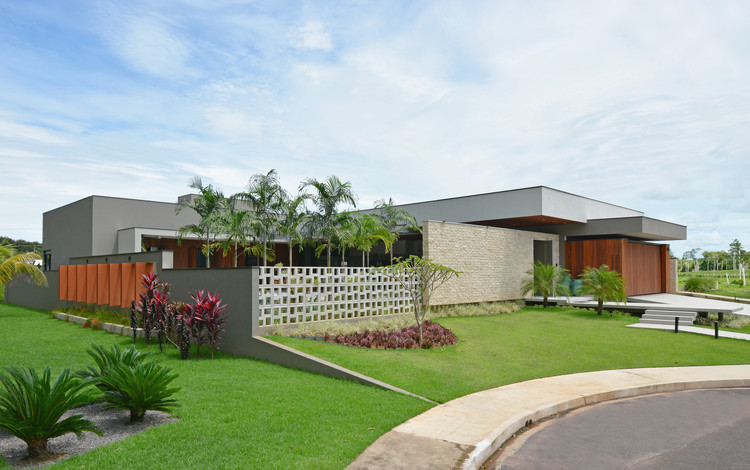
left=0, top=403, right=178, bottom=468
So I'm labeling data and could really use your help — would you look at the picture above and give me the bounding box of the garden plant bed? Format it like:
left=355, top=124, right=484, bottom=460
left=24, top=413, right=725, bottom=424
left=0, top=403, right=176, bottom=469
left=297, top=320, right=457, bottom=349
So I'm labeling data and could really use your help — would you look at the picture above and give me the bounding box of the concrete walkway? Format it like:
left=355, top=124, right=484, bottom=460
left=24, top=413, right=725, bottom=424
left=627, top=322, right=750, bottom=340
left=546, top=293, right=749, bottom=316
left=347, top=365, right=750, bottom=470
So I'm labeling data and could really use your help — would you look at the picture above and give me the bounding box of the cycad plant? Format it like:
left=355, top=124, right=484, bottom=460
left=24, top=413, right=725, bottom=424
left=0, top=367, right=101, bottom=460
left=521, top=261, right=571, bottom=307
left=577, top=264, right=627, bottom=315
left=78, top=344, right=152, bottom=392
left=99, top=362, right=180, bottom=424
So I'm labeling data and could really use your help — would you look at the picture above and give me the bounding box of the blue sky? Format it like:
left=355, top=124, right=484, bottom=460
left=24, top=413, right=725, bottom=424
left=1, top=0, right=749, bottom=256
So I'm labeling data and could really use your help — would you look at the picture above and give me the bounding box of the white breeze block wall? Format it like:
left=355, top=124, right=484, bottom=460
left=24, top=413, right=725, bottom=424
left=258, top=267, right=413, bottom=326
left=422, top=220, right=560, bottom=305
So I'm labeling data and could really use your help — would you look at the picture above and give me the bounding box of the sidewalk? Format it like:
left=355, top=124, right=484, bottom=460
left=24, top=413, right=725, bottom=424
left=627, top=322, right=750, bottom=340
left=347, top=365, right=750, bottom=470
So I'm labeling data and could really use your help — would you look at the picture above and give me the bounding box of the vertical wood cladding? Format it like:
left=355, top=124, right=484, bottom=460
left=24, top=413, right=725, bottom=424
left=565, top=239, right=669, bottom=296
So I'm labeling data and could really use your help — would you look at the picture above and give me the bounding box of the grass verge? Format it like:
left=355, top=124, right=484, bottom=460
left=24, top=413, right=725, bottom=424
left=0, top=303, right=431, bottom=469
left=272, top=306, right=750, bottom=403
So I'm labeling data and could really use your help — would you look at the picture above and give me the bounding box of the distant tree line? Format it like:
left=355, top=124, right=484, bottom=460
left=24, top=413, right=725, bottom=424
left=676, top=238, right=748, bottom=273
left=0, top=237, right=42, bottom=254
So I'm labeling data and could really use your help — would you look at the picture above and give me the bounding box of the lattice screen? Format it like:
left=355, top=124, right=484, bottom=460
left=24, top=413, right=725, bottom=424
left=258, top=267, right=413, bottom=326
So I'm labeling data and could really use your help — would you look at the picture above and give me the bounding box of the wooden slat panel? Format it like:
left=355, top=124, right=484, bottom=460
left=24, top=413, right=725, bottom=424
left=121, top=263, right=135, bottom=308
left=97, top=264, right=109, bottom=305
left=109, top=264, right=121, bottom=307
left=67, top=265, right=76, bottom=301
left=59, top=265, right=68, bottom=301
left=76, top=265, right=86, bottom=303
left=565, top=239, right=625, bottom=279
left=86, top=265, right=98, bottom=304
left=623, top=242, right=664, bottom=296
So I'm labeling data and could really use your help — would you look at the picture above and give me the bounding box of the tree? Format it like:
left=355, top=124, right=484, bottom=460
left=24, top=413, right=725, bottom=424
left=0, top=243, right=47, bottom=288
left=238, top=170, right=285, bottom=266
left=300, top=175, right=357, bottom=267
left=277, top=193, right=310, bottom=267
left=521, top=261, right=570, bottom=307
left=730, top=239, right=743, bottom=271
left=374, top=198, right=420, bottom=263
left=576, top=265, right=627, bottom=315
left=375, top=256, right=460, bottom=345
left=352, top=213, right=396, bottom=266
left=215, top=197, right=264, bottom=268
left=176, top=177, right=226, bottom=268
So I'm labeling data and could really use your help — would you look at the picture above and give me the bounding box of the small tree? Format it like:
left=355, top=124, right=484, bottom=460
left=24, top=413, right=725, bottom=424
left=576, top=264, right=627, bottom=315
left=376, top=256, right=459, bottom=345
left=521, top=261, right=571, bottom=307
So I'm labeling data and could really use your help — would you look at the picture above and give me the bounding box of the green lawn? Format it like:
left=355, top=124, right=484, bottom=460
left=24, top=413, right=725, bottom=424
left=272, top=307, right=750, bottom=403
left=0, top=304, right=431, bottom=469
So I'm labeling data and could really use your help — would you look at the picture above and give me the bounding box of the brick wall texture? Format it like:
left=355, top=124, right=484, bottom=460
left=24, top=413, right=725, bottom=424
left=423, top=220, right=560, bottom=305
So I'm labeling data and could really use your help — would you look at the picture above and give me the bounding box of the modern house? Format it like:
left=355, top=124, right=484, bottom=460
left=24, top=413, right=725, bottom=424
left=37, top=186, right=685, bottom=305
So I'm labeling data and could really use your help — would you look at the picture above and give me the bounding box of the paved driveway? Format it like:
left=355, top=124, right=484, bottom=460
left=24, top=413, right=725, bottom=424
left=491, top=388, right=750, bottom=469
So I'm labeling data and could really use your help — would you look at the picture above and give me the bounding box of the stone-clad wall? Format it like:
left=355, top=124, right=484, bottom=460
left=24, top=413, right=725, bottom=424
left=423, top=220, right=560, bottom=305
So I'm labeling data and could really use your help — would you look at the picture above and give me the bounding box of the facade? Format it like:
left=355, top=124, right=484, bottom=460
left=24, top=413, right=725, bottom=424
left=40, top=186, right=686, bottom=301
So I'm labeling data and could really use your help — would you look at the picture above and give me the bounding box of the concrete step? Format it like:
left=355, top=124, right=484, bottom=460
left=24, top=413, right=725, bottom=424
left=640, top=317, right=694, bottom=327
left=643, top=309, right=697, bottom=321
left=642, top=313, right=696, bottom=322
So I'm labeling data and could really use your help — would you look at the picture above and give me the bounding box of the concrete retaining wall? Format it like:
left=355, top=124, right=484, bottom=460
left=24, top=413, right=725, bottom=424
left=423, top=220, right=559, bottom=304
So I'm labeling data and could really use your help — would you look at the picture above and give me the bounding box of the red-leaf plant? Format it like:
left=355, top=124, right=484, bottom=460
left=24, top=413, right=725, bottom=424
left=131, top=272, right=171, bottom=350
left=190, top=290, right=227, bottom=359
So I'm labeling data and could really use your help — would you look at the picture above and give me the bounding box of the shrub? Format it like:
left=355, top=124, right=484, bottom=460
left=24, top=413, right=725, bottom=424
left=99, top=362, right=180, bottom=424
left=78, top=344, right=152, bottom=392
left=131, top=271, right=171, bottom=349
left=190, top=290, right=227, bottom=359
left=0, top=367, right=101, bottom=460
left=300, top=320, right=457, bottom=349
left=682, top=277, right=713, bottom=292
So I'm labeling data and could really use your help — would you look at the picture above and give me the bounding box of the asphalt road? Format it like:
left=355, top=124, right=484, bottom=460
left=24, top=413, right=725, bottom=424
left=491, top=388, right=750, bottom=469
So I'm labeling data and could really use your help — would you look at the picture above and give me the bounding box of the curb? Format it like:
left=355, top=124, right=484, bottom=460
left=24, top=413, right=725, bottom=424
left=52, top=312, right=146, bottom=338
left=347, top=365, right=750, bottom=470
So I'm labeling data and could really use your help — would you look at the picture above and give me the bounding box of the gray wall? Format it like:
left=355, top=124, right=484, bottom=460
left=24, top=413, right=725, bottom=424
left=43, top=195, right=200, bottom=270
left=43, top=197, right=94, bottom=270
left=5, top=271, right=61, bottom=311
left=91, top=196, right=199, bottom=257
left=160, top=267, right=257, bottom=356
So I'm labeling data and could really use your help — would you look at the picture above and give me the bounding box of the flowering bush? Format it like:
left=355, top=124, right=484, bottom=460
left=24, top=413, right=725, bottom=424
left=299, top=320, right=457, bottom=349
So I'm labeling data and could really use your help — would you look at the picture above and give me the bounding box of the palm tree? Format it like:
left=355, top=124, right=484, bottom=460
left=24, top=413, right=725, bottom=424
left=300, top=175, right=357, bottom=267
left=277, top=193, right=309, bottom=266
left=176, top=177, right=226, bottom=268
left=239, top=170, right=285, bottom=266
left=215, top=198, right=255, bottom=267
left=374, top=198, right=420, bottom=263
left=576, top=264, right=627, bottom=315
left=0, top=243, right=47, bottom=288
left=352, top=213, right=396, bottom=266
left=521, top=261, right=570, bottom=307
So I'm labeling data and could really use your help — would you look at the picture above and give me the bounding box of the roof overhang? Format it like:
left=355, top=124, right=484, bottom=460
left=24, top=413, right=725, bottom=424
left=542, top=216, right=686, bottom=241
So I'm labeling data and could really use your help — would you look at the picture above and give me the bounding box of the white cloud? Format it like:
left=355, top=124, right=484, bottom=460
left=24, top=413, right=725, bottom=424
left=98, top=10, right=193, bottom=79
left=291, top=21, right=332, bottom=51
